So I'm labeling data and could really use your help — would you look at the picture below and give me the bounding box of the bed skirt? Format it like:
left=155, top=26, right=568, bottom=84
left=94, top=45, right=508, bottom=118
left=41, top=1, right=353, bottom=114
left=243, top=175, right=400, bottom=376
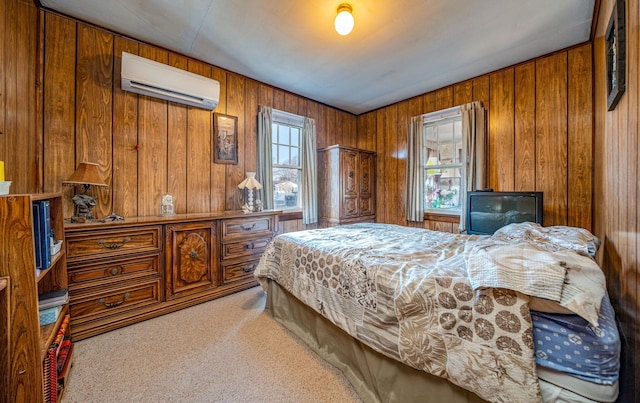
left=263, top=278, right=487, bottom=403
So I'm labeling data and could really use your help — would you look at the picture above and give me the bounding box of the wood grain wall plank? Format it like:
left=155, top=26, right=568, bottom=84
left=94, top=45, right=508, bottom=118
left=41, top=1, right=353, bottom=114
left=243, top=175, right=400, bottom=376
left=435, top=86, right=454, bottom=110
left=166, top=54, right=188, bottom=214
left=43, top=13, right=76, bottom=219
left=137, top=45, right=167, bottom=216
left=75, top=24, right=113, bottom=218
left=397, top=100, right=409, bottom=226
left=210, top=66, right=227, bottom=212
left=514, top=62, right=536, bottom=191
left=454, top=80, right=473, bottom=106
left=3, top=0, right=18, bottom=189
left=488, top=68, right=515, bottom=191
left=567, top=44, right=593, bottom=230
left=244, top=79, right=259, bottom=175
left=112, top=37, right=139, bottom=217
left=326, top=108, right=336, bottom=147
left=536, top=53, right=568, bottom=226
left=273, top=89, right=285, bottom=111
left=316, top=105, right=327, bottom=150
left=375, top=107, right=386, bottom=223
left=225, top=72, right=246, bottom=211
left=186, top=59, right=212, bottom=213
left=0, top=0, right=5, bottom=164
left=422, top=92, right=436, bottom=114
left=385, top=105, right=399, bottom=224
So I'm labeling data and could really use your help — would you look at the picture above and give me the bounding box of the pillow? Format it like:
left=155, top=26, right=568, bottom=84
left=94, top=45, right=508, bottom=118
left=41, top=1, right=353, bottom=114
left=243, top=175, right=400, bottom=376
left=492, top=222, right=601, bottom=258
left=468, top=224, right=606, bottom=325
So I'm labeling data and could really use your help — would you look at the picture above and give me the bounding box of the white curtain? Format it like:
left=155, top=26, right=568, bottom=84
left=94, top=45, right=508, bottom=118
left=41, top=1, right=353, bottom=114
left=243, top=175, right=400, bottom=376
left=256, top=106, right=274, bottom=209
left=405, top=116, right=425, bottom=222
left=459, top=101, right=486, bottom=232
left=301, top=118, right=317, bottom=224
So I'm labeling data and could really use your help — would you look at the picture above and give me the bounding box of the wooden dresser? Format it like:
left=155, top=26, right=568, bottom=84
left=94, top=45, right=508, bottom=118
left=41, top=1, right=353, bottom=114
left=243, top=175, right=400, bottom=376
left=318, top=145, right=376, bottom=227
left=64, top=210, right=278, bottom=340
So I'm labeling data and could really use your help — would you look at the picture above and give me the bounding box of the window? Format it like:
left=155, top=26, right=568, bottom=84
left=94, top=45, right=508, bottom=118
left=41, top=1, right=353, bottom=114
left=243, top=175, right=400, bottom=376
left=423, top=109, right=463, bottom=214
left=272, top=111, right=303, bottom=210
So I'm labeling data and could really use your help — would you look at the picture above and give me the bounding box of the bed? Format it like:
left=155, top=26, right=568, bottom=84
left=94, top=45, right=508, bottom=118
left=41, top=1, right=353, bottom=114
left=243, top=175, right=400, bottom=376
left=254, top=222, right=620, bottom=403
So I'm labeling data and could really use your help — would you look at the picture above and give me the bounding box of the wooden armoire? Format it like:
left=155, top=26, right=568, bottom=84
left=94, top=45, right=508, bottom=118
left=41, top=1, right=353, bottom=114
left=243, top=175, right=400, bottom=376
left=318, top=145, right=376, bottom=227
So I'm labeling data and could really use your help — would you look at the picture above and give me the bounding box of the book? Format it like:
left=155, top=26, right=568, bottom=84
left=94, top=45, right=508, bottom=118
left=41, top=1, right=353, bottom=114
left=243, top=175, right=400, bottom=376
left=44, top=346, right=58, bottom=403
left=39, top=305, right=62, bottom=326
left=39, top=288, right=69, bottom=310
left=32, top=200, right=52, bottom=271
left=32, top=202, right=43, bottom=271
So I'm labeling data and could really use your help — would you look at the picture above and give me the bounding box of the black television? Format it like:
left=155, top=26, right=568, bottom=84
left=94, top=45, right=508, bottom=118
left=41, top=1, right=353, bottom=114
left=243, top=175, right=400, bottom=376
left=466, top=191, right=543, bottom=235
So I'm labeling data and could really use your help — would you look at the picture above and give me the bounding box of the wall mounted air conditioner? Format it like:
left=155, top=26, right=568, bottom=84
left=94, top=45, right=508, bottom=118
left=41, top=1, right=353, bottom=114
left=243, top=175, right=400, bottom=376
left=121, top=52, right=220, bottom=110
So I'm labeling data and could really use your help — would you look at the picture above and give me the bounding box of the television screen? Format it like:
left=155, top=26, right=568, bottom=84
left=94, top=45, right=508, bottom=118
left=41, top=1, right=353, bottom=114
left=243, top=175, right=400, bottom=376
left=466, top=191, right=543, bottom=235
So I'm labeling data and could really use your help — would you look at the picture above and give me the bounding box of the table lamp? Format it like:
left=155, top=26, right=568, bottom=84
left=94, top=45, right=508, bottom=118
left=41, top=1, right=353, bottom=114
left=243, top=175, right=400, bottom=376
left=238, top=172, right=262, bottom=213
left=62, top=162, right=108, bottom=222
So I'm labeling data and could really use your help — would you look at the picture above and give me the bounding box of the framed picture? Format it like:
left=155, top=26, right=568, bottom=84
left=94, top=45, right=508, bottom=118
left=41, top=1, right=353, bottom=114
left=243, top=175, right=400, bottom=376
left=606, top=0, right=626, bottom=111
left=213, top=113, right=238, bottom=164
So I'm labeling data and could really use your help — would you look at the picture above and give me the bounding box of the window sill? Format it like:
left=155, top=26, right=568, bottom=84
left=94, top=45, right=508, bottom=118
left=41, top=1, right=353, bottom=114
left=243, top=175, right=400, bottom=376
left=424, top=211, right=461, bottom=223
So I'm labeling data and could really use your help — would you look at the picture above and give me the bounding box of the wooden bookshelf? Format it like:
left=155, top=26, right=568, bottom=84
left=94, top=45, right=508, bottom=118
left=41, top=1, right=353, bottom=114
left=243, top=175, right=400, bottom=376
left=0, top=194, right=69, bottom=403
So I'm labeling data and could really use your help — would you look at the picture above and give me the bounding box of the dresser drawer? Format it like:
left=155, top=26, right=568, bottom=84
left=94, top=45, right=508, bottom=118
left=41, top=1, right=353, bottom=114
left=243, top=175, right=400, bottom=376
left=66, top=226, right=162, bottom=261
left=69, top=278, right=161, bottom=325
left=221, top=216, right=274, bottom=240
left=221, top=237, right=271, bottom=260
left=222, top=258, right=260, bottom=284
left=68, top=254, right=160, bottom=290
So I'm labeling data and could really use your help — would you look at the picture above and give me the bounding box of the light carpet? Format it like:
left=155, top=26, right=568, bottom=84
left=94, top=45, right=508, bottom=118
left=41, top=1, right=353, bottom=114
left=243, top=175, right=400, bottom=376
left=63, top=286, right=362, bottom=402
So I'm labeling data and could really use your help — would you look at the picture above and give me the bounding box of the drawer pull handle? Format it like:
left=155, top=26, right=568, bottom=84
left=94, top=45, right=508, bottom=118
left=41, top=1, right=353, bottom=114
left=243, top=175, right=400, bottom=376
left=98, top=236, right=131, bottom=250
left=246, top=242, right=255, bottom=250
left=241, top=223, right=256, bottom=231
left=109, top=266, right=123, bottom=276
left=242, top=264, right=257, bottom=273
left=98, top=292, right=130, bottom=308
left=349, top=171, right=355, bottom=178
left=190, top=250, right=198, bottom=259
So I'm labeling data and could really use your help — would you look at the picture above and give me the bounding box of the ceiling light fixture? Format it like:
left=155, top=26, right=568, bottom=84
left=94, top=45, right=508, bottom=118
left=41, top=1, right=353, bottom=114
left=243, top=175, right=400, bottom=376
left=334, top=3, right=354, bottom=36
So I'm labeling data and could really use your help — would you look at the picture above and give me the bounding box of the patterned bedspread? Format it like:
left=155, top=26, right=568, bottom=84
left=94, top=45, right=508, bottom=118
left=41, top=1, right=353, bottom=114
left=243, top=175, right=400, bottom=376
left=254, top=223, right=606, bottom=403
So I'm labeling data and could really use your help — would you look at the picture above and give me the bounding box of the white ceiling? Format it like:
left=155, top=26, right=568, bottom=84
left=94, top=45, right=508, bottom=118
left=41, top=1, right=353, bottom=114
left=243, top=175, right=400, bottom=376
left=39, top=0, right=595, bottom=115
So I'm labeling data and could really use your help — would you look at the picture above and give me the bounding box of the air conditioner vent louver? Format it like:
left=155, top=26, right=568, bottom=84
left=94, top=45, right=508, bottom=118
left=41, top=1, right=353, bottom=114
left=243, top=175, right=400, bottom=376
left=121, top=52, right=219, bottom=110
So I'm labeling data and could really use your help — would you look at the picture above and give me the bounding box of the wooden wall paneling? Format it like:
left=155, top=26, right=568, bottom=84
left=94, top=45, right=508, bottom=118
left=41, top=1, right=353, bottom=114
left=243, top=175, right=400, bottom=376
left=273, top=89, right=285, bottom=111
left=35, top=9, right=44, bottom=192
left=567, top=44, right=593, bottom=230
left=334, top=111, right=344, bottom=146
left=435, top=86, right=454, bottom=110
left=210, top=66, right=227, bottom=212
left=166, top=54, right=188, bottom=214
left=326, top=108, right=336, bottom=147
left=284, top=92, right=298, bottom=115
left=454, top=80, right=473, bottom=106
left=375, top=108, right=386, bottom=223
left=258, top=83, right=273, bottom=108
left=17, top=1, right=38, bottom=193
left=2, top=0, right=16, bottom=188
left=473, top=76, right=490, bottom=184
left=225, top=73, right=246, bottom=211
left=361, top=112, right=377, bottom=151
left=75, top=24, right=114, bottom=219
left=185, top=59, right=212, bottom=213
left=0, top=0, right=5, bottom=166
left=43, top=13, right=76, bottom=219
left=112, top=37, right=139, bottom=218
left=397, top=100, right=409, bottom=226
left=514, top=61, right=536, bottom=191
left=488, top=68, right=515, bottom=191
left=349, top=112, right=357, bottom=149
left=385, top=105, right=399, bottom=224
left=244, top=79, right=259, bottom=175
left=316, top=104, right=327, bottom=150
left=422, top=92, right=436, bottom=114
left=136, top=45, right=167, bottom=216
left=535, top=53, right=568, bottom=226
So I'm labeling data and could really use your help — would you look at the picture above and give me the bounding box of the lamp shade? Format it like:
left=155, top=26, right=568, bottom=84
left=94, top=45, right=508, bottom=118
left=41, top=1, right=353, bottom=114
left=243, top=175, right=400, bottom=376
left=238, top=172, right=263, bottom=190
left=63, top=162, right=108, bottom=187
left=334, top=3, right=354, bottom=35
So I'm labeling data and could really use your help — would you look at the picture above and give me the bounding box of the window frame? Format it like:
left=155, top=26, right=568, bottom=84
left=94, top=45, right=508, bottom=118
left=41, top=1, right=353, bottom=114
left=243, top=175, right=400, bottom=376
left=422, top=107, right=464, bottom=216
left=271, top=110, right=304, bottom=211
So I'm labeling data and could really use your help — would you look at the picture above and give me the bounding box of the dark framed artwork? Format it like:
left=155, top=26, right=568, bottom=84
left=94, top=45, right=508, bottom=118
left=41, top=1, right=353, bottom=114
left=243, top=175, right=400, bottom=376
left=213, top=113, right=238, bottom=164
left=606, top=0, right=626, bottom=111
